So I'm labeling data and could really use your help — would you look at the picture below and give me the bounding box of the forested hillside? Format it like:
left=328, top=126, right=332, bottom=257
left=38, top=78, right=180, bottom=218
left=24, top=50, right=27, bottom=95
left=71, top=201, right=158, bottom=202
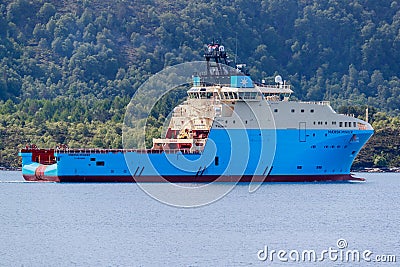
left=0, top=0, right=399, bottom=168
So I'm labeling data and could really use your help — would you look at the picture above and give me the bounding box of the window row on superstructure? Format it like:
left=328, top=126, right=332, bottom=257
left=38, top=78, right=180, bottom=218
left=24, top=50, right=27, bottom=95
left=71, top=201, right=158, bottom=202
left=188, top=91, right=260, bottom=100
left=274, top=108, right=315, bottom=113
left=313, top=121, right=357, bottom=127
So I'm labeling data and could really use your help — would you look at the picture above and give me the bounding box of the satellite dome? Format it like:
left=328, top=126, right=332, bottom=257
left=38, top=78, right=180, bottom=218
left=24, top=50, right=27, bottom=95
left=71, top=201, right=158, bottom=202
left=275, top=75, right=283, bottom=85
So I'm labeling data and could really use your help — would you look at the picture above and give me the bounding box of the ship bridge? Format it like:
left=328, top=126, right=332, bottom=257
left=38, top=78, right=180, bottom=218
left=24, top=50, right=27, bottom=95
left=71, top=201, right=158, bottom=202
left=187, top=76, right=293, bottom=102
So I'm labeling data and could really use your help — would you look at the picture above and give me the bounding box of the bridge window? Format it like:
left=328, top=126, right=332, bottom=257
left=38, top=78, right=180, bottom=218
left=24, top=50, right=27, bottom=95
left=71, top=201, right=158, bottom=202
left=297, top=165, right=302, bottom=169
left=96, top=161, right=105, bottom=166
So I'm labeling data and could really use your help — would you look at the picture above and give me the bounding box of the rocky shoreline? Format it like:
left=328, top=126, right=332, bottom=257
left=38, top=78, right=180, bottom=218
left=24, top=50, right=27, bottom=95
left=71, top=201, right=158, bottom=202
left=0, top=167, right=22, bottom=171
left=352, top=167, right=400, bottom=173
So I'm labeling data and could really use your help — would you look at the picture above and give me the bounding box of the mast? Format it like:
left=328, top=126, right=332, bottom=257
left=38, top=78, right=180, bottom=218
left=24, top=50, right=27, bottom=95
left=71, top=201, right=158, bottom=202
left=204, top=40, right=228, bottom=76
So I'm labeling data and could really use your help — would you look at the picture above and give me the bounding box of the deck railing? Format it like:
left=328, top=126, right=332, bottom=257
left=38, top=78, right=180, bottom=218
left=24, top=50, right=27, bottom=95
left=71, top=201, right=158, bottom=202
left=52, top=148, right=201, bottom=154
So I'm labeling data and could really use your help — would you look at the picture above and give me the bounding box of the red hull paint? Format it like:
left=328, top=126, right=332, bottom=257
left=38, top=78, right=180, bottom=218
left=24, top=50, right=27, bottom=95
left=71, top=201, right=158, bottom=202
left=23, top=174, right=60, bottom=182
left=22, top=174, right=364, bottom=183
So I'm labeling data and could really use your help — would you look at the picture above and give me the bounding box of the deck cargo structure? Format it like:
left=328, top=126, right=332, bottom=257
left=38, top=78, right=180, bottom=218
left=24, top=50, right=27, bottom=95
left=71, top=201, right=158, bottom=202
left=19, top=42, right=373, bottom=182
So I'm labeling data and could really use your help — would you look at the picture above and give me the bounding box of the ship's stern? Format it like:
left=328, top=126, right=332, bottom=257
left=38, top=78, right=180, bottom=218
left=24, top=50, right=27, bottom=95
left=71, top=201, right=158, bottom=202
left=19, top=148, right=59, bottom=182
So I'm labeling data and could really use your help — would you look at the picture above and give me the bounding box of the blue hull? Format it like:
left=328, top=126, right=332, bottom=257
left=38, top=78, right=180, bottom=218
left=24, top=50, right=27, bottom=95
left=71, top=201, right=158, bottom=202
left=20, top=128, right=373, bottom=182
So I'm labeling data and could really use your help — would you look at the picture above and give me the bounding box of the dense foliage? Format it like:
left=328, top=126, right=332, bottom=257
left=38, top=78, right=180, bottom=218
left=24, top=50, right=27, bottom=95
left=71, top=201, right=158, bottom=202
left=0, top=0, right=399, bottom=168
left=1, top=0, right=400, bottom=112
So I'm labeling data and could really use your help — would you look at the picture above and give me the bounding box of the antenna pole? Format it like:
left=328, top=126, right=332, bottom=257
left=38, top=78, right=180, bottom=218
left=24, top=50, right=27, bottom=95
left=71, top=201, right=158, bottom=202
left=235, top=34, right=238, bottom=65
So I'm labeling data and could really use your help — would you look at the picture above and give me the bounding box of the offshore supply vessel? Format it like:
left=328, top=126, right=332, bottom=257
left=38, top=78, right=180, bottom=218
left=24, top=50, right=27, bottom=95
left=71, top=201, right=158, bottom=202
left=19, top=42, right=374, bottom=182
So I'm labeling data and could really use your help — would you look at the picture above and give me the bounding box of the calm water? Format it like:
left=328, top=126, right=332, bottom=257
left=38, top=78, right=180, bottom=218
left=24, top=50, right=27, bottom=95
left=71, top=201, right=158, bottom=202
left=0, top=171, right=399, bottom=266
